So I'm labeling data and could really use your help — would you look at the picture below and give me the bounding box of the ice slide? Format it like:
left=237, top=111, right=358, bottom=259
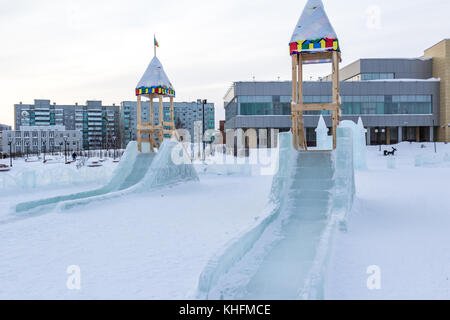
left=197, top=127, right=355, bottom=300
left=14, top=140, right=198, bottom=214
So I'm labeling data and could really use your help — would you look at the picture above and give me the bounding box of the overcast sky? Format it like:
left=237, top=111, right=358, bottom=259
left=0, top=0, right=448, bottom=127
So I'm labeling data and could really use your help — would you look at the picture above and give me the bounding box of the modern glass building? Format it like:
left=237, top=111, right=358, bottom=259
left=225, top=41, right=449, bottom=145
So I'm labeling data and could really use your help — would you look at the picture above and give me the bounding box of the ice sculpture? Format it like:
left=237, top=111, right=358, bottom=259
left=387, top=157, right=396, bottom=169
left=356, top=118, right=368, bottom=169
left=338, top=119, right=367, bottom=170
left=315, top=115, right=333, bottom=150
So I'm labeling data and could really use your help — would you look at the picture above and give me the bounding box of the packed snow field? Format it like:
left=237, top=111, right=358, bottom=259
left=0, top=142, right=449, bottom=299
left=0, top=170, right=272, bottom=299
left=326, top=142, right=450, bottom=300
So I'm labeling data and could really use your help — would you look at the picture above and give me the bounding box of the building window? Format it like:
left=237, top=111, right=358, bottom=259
left=346, top=73, right=395, bottom=81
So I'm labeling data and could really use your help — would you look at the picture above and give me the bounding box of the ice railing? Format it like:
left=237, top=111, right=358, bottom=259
left=196, top=132, right=294, bottom=299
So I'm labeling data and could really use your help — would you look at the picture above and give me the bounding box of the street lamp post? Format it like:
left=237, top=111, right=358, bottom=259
left=8, top=139, right=12, bottom=167
left=375, top=129, right=379, bottom=151
left=42, top=140, right=47, bottom=162
left=112, top=136, right=117, bottom=160
left=63, top=136, right=68, bottom=163
left=25, top=141, right=29, bottom=160
left=197, top=99, right=207, bottom=161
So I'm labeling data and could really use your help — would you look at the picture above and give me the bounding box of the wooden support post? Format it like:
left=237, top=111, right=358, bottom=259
left=332, top=110, right=337, bottom=150
left=416, top=127, right=420, bottom=142
left=170, top=96, right=174, bottom=129
left=292, top=114, right=299, bottom=150
left=137, top=95, right=142, bottom=151
left=332, top=51, right=340, bottom=105
left=298, top=113, right=307, bottom=150
left=147, top=94, right=156, bottom=152
left=331, top=51, right=340, bottom=149
left=159, top=95, right=164, bottom=144
left=297, top=54, right=303, bottom=105
left=150, top=94, right=154, bottom=127
left=291, top=54, right=298, bottom=150
left=292, top=55, right=298, bottom=104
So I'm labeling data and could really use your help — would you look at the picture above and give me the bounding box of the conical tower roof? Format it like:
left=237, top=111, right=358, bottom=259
left=289, top=0, right=340, bottom=57
left=135, top=56, right=175, bottom=97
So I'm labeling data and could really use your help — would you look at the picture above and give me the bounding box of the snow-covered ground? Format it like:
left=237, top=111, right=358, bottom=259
left=326, top=142, right=450, bottom=300
left=0, top=168, right=272, bottom=299
left=1, top=142, right=449, bottom=300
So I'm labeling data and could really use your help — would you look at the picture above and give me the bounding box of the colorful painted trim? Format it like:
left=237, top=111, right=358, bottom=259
left=135, top=86, right=175, bottom=97
left=289, top=38, right=340, bottom=55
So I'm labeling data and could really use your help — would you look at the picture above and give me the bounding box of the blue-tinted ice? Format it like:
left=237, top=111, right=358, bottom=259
left=15, top=140, right=198, bottom=213
left=198, top=127, right=355, bottom=300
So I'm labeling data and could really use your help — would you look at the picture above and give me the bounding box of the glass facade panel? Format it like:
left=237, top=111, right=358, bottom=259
left=361, top=73, right=395, bottom=80
left=235, top=95, right=432, bottom=117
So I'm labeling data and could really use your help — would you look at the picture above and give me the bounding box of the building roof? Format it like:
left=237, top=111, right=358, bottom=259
left=289, top=0, right=340, bottom=57
left=136, top=56, right=175, bottom=97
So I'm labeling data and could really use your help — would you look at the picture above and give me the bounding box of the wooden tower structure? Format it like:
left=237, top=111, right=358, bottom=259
left=289, top=0, right=341, bottom=150
left=135, top=49, right=176, bottom=152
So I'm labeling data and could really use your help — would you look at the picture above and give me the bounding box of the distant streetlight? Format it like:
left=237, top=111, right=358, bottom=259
left=59, top=142, right=63, bottom=157
left=25, top=140, right=30, bottom=160
left=8, top=138, right=13, bottom=167
left=112, top=136, right=117, bottom=160
left=42, top=140, right=47, bottom=162
left=197, top=99, right=208, bottom=161
left=63, top=136, right=68, bottom=163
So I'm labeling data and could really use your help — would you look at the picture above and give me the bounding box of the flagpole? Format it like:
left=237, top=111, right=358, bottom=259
left=154, top=34, right=156, bottom=57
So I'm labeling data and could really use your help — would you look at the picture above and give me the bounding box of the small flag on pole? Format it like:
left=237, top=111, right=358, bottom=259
left=154, top=36, right=159, bottom=48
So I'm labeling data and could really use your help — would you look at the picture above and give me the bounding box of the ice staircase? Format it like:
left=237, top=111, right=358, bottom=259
left=197, top=128, right=355, bottom=300
left=240, top=152, right=334, bottom=299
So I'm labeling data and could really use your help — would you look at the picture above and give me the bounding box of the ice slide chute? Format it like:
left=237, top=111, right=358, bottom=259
left=15, top=140, right=198, bottom=214
left=197, top=128, right=355, bottom=300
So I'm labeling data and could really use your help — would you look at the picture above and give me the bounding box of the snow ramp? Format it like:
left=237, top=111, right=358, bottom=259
left=197, top=127, right=355, bottom=300
left=15, top=140, right=198, bottom=213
